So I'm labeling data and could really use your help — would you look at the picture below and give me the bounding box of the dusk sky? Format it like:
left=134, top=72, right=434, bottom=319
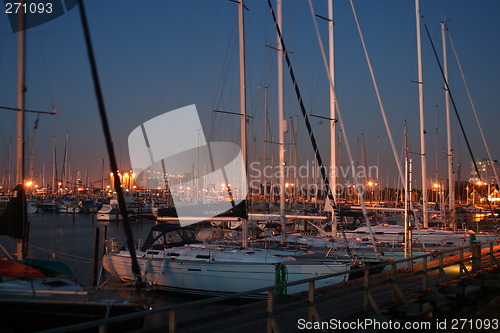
left=1, top=0, right=499, bottom=191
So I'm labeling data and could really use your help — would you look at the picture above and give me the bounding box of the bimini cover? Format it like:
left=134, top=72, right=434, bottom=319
left=141, top=224, right=199, bottom=252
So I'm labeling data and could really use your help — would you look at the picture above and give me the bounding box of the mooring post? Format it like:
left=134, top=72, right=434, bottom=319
left=489, top=242, right=497, bottom=266
left=363, top=268, right=370, bottom=311
left=92, top=227, right=100, bottom=286
left=102, top=225, right=107, bottom=280
left=169, top=310, right=176, bottom=333
left=308, top=281, right=314, bottom=321
left=459, top=248, right=464, bottom=276
left=439, top=252, right=444, bottom=283
left=422, top=256, right=428, bottom=290
left=471, top=243, right=481, bottom=272
left=267, top=290, right=278, bottom=333
left=391, top=262, right=397, bottom=300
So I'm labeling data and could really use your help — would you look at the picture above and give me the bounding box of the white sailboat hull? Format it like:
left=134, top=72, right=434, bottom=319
left=103, top=250, right=350, bottom=297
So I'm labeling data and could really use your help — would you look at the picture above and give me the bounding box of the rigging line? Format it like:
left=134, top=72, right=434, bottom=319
left=421, top=17, right=497, bottom=223
left=29, top=244, right=94, bottom=263
left=347, top=0, right=405, bottom=190
left=77, top=0, right=142, bottom=285
left=307, top=0, right=379, bottom=257
left=268, top=0, right=356, bottom=259
left=447, top=30, right=500, bottom=189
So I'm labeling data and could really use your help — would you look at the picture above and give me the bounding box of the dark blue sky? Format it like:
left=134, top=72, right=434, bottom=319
left=1, top=0, right=499, bottom=189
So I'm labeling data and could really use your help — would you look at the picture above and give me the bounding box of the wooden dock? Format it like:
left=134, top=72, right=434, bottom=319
left=40, top=241, right=500, bottom=333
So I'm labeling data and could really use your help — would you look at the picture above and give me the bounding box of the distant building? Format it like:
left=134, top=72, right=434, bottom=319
left=469, top=159, right=500, bottom=185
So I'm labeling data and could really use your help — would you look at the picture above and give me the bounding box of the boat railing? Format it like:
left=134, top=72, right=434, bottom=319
left=38, top=238, right=500, bottom=333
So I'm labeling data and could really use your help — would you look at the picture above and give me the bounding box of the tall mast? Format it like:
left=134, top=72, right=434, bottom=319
left=415, top=0, right=428, bottom=227
left=16, top=3, right=26, bottom=260
left=277, top=0, right=286, bottom=245
left=328, top=0, right=338, bottom=236
left=404, top=121, right=410, bottom=259
left=441, top=21, right=455, bottom=229
left=238, top=0, right=248, bottom=248
left=62, top=131, right=69, bottom=193
left=262, top=86, right=268, bottom=194
left=52, top=136, right=57, bottom=194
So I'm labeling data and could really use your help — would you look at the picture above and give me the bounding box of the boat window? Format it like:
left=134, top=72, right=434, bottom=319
left=195, top=255, right=210, bottom=259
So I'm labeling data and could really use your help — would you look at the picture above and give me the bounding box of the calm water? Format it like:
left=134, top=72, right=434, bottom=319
left=1, top=212, right=153, bottom=285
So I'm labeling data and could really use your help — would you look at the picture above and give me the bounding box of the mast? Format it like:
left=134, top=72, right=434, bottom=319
left=238, top=0, right=248, bottom=248
left=7, top=137, right=13, bottom=191
left=435, top=105, right=438, bottom=190
left=441, top=21, right=455, bottom=229
left=404, top=122, right=410, bottom=259
left=262, top=85, right=268, bottom=200
left=328, top=0, right=337, bottom=236
left=16, top=2, right=26, bottom=260
left=415, top=0, right=428, bottom=227
left=51, top=136, right=57, bottom=194
left=277, top=0, right=286, bottom=245
left=65, top=131, right=69, bottom=193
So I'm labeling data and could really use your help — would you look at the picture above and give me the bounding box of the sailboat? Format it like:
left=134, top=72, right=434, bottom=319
left=103, top=0, right=352, bottom=298
left=103, top=222, right=351, bottom=298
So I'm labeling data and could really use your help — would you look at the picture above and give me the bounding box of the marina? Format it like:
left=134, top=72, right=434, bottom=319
left=1, top=0, right=500, bottom=332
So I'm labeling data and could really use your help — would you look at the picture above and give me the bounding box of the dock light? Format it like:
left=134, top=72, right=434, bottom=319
left=367, top=181, right=373, bottom=186
left=25, top=181, right=33, bottom=187
left=433, top=183, right=440, bottom=188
